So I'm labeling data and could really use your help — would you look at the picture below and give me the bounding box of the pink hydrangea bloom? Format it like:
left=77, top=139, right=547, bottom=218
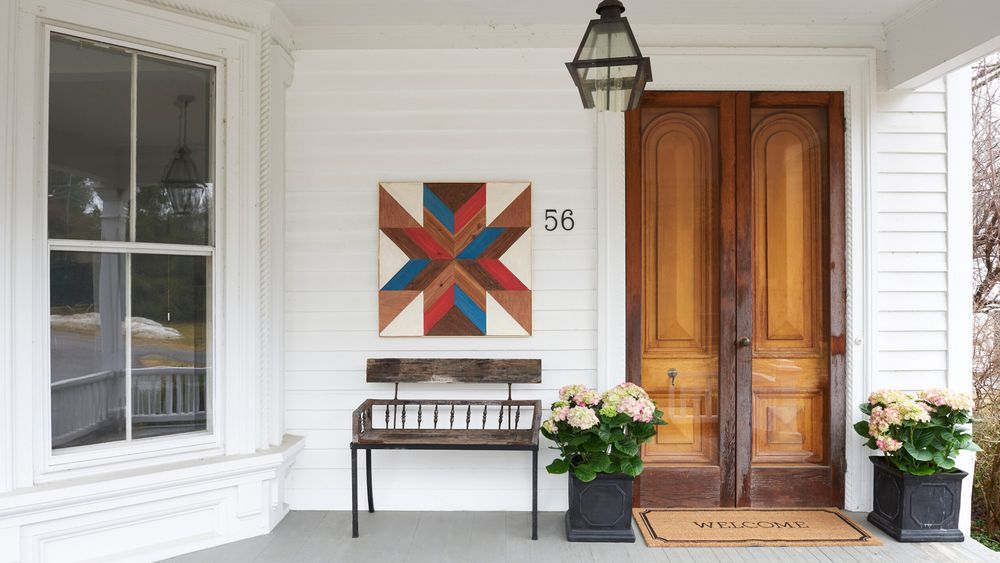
left=566, top=406, right=599, bottom=430
left=876, top=436, right=903, bottom=452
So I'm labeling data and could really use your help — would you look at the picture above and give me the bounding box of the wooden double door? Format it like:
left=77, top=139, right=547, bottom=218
left=626, top=92, right=846, bottom=507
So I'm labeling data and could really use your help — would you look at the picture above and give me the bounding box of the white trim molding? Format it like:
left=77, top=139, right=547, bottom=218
left=0, top=435, right=303, bottom=563
left=945, top=65, right=975, bottom=535
left=293, top=23, right=886, bottom=51
left=0, top=0, right=18, bottom=496
left=595, top=47, right=878, bottom=512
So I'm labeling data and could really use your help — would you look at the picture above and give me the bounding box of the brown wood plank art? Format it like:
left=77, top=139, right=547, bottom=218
left=366, top=358, right=542, bottom=384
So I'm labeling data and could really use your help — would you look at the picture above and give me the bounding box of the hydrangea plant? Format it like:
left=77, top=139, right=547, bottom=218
left=854, top=388, right=980, bottom=475
left=541, top=383, right=665, bottom=482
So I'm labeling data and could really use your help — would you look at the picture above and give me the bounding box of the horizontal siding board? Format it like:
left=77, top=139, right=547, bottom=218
left=875, top=172, right=947, bottom=192
left=877, top=212, right=946, bottom=232
left=875, top=91, right=947, bottom=113
left=877, top=292, right=947, bottom=312
left=879, top=331, right=947, bottom=351
left=877, top=232, right=947, bottom=252
left=875, top=133, right=947, bottom=154
left=876, top=192, right=947, bottom=212
left=873, top=371, right=948, bottom=391
left=877, top=311, right=947, bottom=331
left=876, top=252, right=947, bottom=272
left=875, top=112, right=946, bottom=134
left=877, top=153, right=947, bottom=174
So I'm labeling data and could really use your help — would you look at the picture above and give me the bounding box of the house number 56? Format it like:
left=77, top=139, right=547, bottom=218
left=544, top=209, right=575, bottom=231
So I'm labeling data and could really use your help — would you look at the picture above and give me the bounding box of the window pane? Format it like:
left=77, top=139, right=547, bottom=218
left=135, top=55, right=214, bottom=245
left=48, top=36, right=132, bottom=241
left=50, top=252, right=127, bottom=448
left=131, top=255, right=210, bottom=438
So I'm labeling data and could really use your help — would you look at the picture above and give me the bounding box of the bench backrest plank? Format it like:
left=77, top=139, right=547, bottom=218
left=367, top=358, right=541, bottom=384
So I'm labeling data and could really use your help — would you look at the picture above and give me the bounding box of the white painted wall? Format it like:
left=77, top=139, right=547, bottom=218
left=283, top=49, right=596, bottom=510
left=283, top=47, right=976, bottom=515
left=874, top=78, right=952, bottom=391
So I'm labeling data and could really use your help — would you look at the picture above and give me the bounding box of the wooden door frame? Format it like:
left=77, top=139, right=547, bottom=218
left=625, top=90, right=847, bottom=508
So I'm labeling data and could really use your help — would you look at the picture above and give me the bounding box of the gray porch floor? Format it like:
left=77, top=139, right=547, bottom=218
left=163, top=511, right=1000, bottom=562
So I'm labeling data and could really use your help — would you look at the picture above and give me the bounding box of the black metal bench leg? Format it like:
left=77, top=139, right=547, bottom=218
left=366, top=448, right=374, bottom=513
left=351, top=446, right=359, bottom=538
left=531, top=448, right=538, bottom=540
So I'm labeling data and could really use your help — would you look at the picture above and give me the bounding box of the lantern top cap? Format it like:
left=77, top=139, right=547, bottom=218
left=596, top=0, right=625, bottom=19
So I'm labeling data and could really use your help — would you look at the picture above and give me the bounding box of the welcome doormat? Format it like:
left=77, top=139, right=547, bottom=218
left=633, top=508, right=881, bottom=547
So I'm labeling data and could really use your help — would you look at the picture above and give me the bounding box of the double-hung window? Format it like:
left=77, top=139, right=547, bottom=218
left=47, top=33, right=216, bottom=452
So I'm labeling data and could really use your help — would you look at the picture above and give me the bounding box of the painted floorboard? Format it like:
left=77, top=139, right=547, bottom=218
left=162, top=511, right=1000, bottom=562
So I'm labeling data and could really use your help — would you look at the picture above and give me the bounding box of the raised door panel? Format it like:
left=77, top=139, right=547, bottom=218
left=749, top=108, right=829, bottom=468
left=643, top=112, right=718, bottom=358
left=640, top=107, right=721, bottom=472
left=751, top=113, right=823, bottom=357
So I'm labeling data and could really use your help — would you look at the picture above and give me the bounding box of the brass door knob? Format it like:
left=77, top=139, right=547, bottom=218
left=737, top=336, right=751, bottom=347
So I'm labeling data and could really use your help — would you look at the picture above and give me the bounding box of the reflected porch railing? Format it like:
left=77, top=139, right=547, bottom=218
left=51, top=366, right=207, bottom=448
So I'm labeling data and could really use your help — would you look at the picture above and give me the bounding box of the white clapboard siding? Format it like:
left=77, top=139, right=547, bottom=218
left=874, top=77, right=950, bottom=390
left=284, top=49, right=597, bottom=511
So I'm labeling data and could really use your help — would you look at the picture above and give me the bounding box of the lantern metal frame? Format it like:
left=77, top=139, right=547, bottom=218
left=565, top=0, right=652, bottom=112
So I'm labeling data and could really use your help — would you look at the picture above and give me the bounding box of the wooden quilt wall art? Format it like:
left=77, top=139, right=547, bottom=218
left=378, top=182, right=532, bottom=337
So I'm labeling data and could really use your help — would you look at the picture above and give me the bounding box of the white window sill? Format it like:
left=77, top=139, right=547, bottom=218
left=0, top=435, right=304, bottom=518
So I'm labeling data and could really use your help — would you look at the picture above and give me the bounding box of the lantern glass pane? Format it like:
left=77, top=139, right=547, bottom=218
left=578, top=21, right=638, bottom=61
left=575, top=64, right=639, bottom=112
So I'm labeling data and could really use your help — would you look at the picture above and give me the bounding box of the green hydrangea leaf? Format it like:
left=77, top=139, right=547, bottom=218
left=574, top=464, right=597, bottom=482
left=546, top=458, right=570, bottom=474
left=853, top=421, right=870, bottom=438
left=619, top=457, right=644, bottom=477
left=614, top=439, right=639, bottom=457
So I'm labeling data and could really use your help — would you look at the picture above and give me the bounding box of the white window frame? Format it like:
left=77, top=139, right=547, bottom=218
left=44, top=25, right=222, bottom=469
left=8, top=0, right=262, bottom=484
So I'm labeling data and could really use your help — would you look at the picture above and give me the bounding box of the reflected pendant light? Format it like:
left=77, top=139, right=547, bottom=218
left=161, top=95, right=206, bottom=215
left=566, top=0, right=651, bottom=112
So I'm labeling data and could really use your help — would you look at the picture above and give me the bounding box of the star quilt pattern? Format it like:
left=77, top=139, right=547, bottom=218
left=378, top=182, right=532, bottom=336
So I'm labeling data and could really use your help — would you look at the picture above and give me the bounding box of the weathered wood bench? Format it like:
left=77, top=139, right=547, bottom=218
left=351, top=358, right=542, bottom=539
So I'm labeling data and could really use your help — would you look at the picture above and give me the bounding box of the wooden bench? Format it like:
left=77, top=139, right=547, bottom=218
left=350, top=358, right=542, bottom=539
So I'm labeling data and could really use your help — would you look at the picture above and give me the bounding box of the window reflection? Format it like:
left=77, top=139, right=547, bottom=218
left=50, top=252, right=127, bottom=448
left=136, top=56, right=214, bottom=245
left=48, top=36, right=132, bottom=241
left=131, top=255, right=209, bottom=438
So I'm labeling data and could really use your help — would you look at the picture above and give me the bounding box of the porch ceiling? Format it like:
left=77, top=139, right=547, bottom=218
left=271, top=0, right=922, bottom=27
left=272, top=0, right=1000, bottom=90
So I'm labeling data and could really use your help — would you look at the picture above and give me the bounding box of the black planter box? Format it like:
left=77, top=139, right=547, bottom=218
left=867, top=456, right=967, bottom=542
left=565, top=472, right=635, bottom=542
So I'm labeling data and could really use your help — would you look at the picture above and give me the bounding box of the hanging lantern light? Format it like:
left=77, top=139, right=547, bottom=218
left=566, top=0, right=651, bottom=112
left=161, top=95, right=207, bottom=216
